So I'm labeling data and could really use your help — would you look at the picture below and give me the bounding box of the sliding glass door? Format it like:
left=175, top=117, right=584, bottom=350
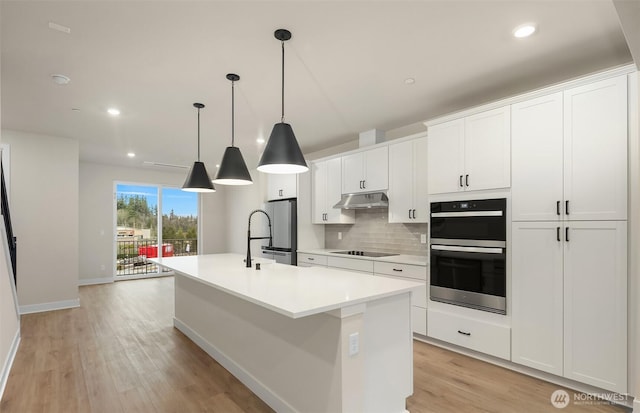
left=115, top=183, right=198, bottom=279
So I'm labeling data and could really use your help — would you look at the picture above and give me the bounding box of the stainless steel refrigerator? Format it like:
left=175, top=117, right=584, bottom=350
left=260, top=198, right=297, bottom=265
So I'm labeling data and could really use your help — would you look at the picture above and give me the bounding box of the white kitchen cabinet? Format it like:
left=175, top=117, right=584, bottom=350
left=267, top=173, right=297, bottom=201
left=511, top=221, right=564, bottom=376
left=563, top=221, right=627, bottom=393
left=511, top=93, right=564, bottom=221
left=388, top=136, right=428, bottom=223
left=511, top=220, right=627, bottom=393
left=563, top=76, right=627, bottom=221
left=427, top=106, right=510, bottom=195
left=427, top=309, right=511, bottom=360
left=311, top=158, right=355, bottom=224
left=374, top=261, right=427, bottom=335
left=512, top=76, right=627, bottom=221
left=342, top=146, right=388, bottom=194
left=297, top=253, right=327, bottom=268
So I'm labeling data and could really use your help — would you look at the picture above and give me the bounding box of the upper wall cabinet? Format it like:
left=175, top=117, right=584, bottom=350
left=312, top=158, right=355, bottom=224
left=342, top=146, right=389, bottom=194
left=266, top=173, right=297, bottom=201
left=512, top=75, right=628, bottom=221
left=427, top=106, right=511, bottom=195
left=388, top=136, right=428, bottom=223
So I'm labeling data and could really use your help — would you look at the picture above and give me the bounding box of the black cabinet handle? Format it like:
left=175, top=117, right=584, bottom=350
left=279, top=189, right=283, bottom=197
left=557, top=201, right=561, bottom=216
left=459, top=175, right=463, bottom=187
left=409, top=209, right=412, bottom=219
left=362, top=180, right=366, bottom=189
left=308, top=257, right=314, bottom=261
left=465, top=174, right=469, bottom=187
left=412, top=209, right=416, bottom=219
left=457, top=330, right=471, bottom=336
left=565, top=200, right=570, bottom=215
left=393, top=268, right=403, bottom=272
left=566, top=227, right=569, bottom=242
left=557, top=227, right=561, bottom=242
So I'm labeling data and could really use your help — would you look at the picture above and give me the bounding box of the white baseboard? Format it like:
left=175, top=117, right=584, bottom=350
left=19, top=298, right=80, bottom=315
left=173, top=317, right=296, bottom=413
left=0, top=329, right=20, bottom=401
left=78, top=277, right=113, bottom=286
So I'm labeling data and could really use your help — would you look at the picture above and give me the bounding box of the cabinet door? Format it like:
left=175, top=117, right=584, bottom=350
left=563, top=221, right=627, bottom=393
left=267, top=174, right=297, bottom=200
left=563, top=75, right=627, bottom=221
left=511, top=93, right=564, bottom=221
left=341, top=152, right=364, bottom=194
left=362, top=146, right=388, bottom=191
left=388, top=140, right=414, bottom=223
left=311, top=161, right=327, bottom=224
left=412, top=137, right=428, bottom=222
left=511, top=222, right=563, bottom=376
left=325, top=158, right=354, bottom=223
left=427, top=119, right=465, bottom=195
left=464, top=106, right=511, bottom=192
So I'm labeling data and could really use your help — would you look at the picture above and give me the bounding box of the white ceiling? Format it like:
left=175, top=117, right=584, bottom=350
left=0, top=1, right=633, bottom=172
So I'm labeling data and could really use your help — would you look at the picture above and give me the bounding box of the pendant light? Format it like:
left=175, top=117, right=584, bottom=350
left=257, top=29, right=308, bottom=174
left=212, top=74, right=253, bottom=185
left=182, top=103, right=216, bottom=192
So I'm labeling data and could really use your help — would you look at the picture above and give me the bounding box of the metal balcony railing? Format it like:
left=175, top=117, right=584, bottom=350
left=116, top=238, right=197, bottom=276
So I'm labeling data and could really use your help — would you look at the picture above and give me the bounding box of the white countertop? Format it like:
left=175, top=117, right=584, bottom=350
left=150, top=253, right=423, bottom=319
left=297, top=249, right=428, bottom=266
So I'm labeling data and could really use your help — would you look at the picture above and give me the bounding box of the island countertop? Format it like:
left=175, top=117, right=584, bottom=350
left=150, top=253, right=423, bottom=319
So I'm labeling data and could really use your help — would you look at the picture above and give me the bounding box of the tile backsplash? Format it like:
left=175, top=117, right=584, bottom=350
left=324, top=209, right=428, bottom=257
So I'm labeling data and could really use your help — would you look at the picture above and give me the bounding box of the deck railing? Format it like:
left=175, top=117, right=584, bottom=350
left=116, top=238, right=197, bottom=276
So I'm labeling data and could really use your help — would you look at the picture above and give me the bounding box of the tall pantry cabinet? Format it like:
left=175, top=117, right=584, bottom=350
left=511, top=75, right=628, bottom=393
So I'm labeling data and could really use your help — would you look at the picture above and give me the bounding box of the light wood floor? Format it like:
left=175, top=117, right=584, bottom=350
left=0, top=277, right=630, bottom=413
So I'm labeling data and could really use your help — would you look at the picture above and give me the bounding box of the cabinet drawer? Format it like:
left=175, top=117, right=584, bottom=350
left=327, top=256, right=374, bottom=273
left=297, top=253, right=327, bottom=267
left=412, top=306, right=427, bottom=336
left=427, top=309, right=511, bottom=360
left=377, top=274, right=426, bottom=308
left=374, top=262, right=426, bottom=281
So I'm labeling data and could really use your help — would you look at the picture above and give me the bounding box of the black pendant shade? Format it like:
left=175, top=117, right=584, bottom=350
left=183, top=161, right=215, bottom=192
left=257, top=29, right=308, bottom=174
left=257, top=122, right=308, bottom=174
left=213, top=73, right=253, bottom=185
left=183, top=103, right=215, bottom=193
left=214, top=146, right=253, bottom=185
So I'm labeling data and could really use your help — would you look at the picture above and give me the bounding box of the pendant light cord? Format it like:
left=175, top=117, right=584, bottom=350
left=281, top=40, right=285, bottom=123
left=231, top=80, right=235, bottom=147
left=196, top=107, right=201, bottom=161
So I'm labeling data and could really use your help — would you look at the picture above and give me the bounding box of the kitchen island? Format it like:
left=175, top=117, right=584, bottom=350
left=150, top=253, right=423, bottom=413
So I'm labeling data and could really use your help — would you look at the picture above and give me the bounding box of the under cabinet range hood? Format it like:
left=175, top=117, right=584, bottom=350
left=333, top=192, right=389, bottom=209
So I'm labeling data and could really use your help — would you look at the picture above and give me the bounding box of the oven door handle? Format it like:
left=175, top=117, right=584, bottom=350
left=431, top=245, right=503, bottom=254
left=431, top=211, right=503, bottom=218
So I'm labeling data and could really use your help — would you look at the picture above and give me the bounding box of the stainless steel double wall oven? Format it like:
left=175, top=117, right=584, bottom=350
left=430, top=198, right=507, bottom=314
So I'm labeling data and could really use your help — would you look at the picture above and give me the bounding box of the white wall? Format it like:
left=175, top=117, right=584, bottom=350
left=2, top=130, right=79, bottom=310
left=0, top=7, right=21, bottom=397
left=78, top=162, right=227, bottom=282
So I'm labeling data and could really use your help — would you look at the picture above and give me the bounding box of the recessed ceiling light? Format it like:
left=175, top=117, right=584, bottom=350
left=51, top=74, right=71, bottom=85
left=127, top=152, right=136, bottom=158
left=48, top=21, right=71, bottom=34
left=404, top=78, right=415, bottom=85
left=215, top=164, right=220, bottom=168
left=256, top=137, right=265, bottom=144
left=513, top=23, right=536, bottom=38
left=107, top=108, right=120, bottom=116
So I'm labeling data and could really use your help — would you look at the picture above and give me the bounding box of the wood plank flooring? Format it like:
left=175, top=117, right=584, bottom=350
left=0, top=277, right=630, bottom=413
